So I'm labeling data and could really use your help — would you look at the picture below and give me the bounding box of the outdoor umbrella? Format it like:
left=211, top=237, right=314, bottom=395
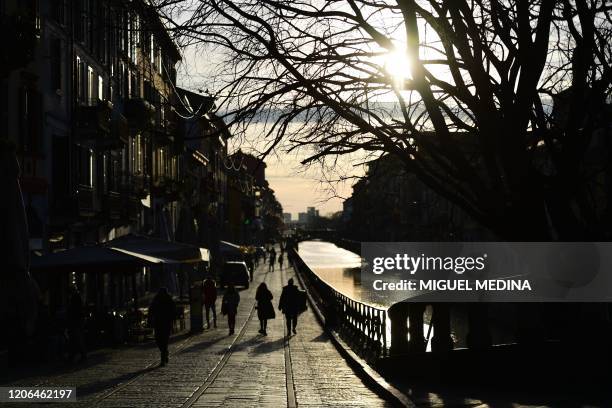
left=104, top=234, right=203, bottom=263
left=30, top=245, right=175, bottom=274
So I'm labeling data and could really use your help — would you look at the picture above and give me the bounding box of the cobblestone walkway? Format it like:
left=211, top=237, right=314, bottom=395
left=1, top=259, right=391, bottom=407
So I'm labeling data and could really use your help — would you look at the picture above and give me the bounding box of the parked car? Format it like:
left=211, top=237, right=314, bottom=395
left=221, top=261, right=250, bottom=289
left=255, top=246, right=266, bottom=258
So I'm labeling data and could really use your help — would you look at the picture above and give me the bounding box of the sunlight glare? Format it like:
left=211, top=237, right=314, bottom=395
left=384, top=49, right=411, bottom=85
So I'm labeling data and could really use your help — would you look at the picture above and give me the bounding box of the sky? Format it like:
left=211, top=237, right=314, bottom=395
left=171, top=6, right=422, bottom=218
left=259, top=153, right=354, bottom=219
left=176, top=48, right=361, bottom=219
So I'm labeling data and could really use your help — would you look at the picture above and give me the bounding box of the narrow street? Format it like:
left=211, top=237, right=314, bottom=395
left=2, top=259, right=391, bottom=407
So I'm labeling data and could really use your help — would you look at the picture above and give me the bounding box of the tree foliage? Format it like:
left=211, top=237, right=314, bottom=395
left=161, top=0, right=612, bottom=240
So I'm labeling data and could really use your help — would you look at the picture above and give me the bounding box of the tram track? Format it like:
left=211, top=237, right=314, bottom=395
left=92, top=264, right=271, bottom=407
left=84, top=253, right=303, bottom=408
left=182, top=261, right=299, bottom=408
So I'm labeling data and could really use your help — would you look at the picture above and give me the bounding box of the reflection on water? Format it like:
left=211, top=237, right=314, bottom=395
left=297, top=240, right=384, bottom=307
left=298, top=240, right=434, bottom=351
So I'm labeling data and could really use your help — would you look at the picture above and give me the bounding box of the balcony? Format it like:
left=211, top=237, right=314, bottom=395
left=102, top=191, right=122, bottom=220
left=120, top=173, right=149, bottom=198
left=111, top=112, right=129, bottom=147
left=151, top=176, right=169, bottom=196
left=124, top=98, right=155, bottom=129
left=125, top=196, right=142, bottom=222
left=166, top=179, right=182, bottom=201
left=75, top=101, right=113, bottom=146
left=76, top=184, right=96, bottom=216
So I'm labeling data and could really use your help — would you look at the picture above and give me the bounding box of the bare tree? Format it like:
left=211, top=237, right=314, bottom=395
left=161, top=0, right=612, bottom=240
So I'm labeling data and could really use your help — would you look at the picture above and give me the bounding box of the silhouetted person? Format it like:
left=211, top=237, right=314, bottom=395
left=279, top=278, right=300, bottom=335
left=66, top=286, right=86, bottom=362
left=256, top=283, right=275, bottom=335
left=202, top=276, right=217, bottom=329
left=222, top=284, right=240, bottom=335
left=246, top=254, right=255, bottom=281
left=278, top=252, right=284, bottom=270
left=149, top=287, right=175, bottom=366
left=268, top=248, right=276, bottom=272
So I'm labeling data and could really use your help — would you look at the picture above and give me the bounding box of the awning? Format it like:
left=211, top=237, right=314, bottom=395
left=30, top=245, right=172, bottom=273
left=200, top=247, right=210, bottom=262
left=104, top=234, right=205, bottom=264
left=219, top=240, right=244, bottom=260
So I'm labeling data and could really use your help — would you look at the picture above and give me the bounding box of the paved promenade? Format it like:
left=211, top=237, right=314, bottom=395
left=1, top=260, right=391, bottom=407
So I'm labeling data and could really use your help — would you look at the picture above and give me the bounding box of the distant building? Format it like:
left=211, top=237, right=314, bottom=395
left=306, top=207, right=319, bottom=225
left=298, top=212, right=307, bottom=223
left=342, top=155, right=493, bottom=241
left=283, top=212, right=292, bottom=224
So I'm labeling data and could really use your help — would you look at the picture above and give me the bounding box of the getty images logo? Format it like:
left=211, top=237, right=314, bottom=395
left=371, top=253, right=488, bottom=275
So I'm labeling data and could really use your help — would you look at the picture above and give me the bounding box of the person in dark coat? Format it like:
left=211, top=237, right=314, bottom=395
left=278, top=252, right=284, bottom=270
left=66, top=286, right=87, bottom=362
left=268, top=248, right=276, bottom=271
left=202, top=276, right=217, bottom=329
left=221, top=284, right=240, bottom=335
left=255, top=283, right=274, bottom=335
left=279, top=278, right=300, bottom=335
left=149, top=287, right=175, bottom=366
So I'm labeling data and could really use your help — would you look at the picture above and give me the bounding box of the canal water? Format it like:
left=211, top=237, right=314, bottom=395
left=298, top=240, right=522, bottom=350
left=297, top=240, right=436, bottom=350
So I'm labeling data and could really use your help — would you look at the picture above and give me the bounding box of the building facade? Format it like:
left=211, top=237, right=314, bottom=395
left=1, top=0, right=183, bottom=253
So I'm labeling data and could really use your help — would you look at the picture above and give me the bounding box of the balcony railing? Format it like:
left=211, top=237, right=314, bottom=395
left=76, top=184, right=97, bottom=216
left=75, top=101, right=113, bottom=144
left=120, top=173, right=149, bottom=198
left=111, top=112, right=129, bottom=147
left=102, top=190, right=122, bottom=220
left=126, top=195, right=141, bottom=222
left=124, top=98, right=155, bottom=129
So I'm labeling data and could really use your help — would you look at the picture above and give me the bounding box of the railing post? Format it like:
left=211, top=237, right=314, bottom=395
left=382, top=310, right=388, bottom=355
left=388, top=302, right=410, bottom=355
left=431, top=303, right=453, bottom=352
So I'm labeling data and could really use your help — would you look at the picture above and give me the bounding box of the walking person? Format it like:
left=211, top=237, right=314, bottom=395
left=221, top=284, right=240, bottom=335
left=149, top=287, right=175, bottom=366
left=255, top=283, right=275, bottom=335
left=279, top=278, right=300, bottom=335
left=246, top=253, right=255, bottom=282
left=202, top=276, right=217, bottom=329
left=66, top=286, right=87, bottom=362
left=268, top=248, right=276, bottom=272
left=278, top=252, right=284, bottom=270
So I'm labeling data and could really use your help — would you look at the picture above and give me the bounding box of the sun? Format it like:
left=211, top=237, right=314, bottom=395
left=383, top=49, right=411, bottom=84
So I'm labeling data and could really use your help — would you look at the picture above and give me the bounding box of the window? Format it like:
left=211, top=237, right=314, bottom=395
left=78, top=146, right=94, bottom=187
left=20, top=86, right=42, bottom=153
left=128, top=14, right=139, bottom=64
left=157, top=49, right=163, bottom=74
left=130, top=72, right=139, bottom=98
left=98, top=75, right=103, bottom=101
left=150, top=35, right=155, bottom=63
left=50, top=38, right=62, bottom=91
left=75, top=56, right=82, bottom=102
left=51, top=0, right=65, bottom=25
left=88, top=66, right=95, bottom=103
left=130, top=134, right=144, bottom=175
left=74, top=1, right=85, bottom=43
left=101, top=153, right=108, bottom=193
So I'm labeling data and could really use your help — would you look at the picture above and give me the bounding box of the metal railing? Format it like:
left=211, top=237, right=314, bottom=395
left=289, top=248, right=387, bottom=359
